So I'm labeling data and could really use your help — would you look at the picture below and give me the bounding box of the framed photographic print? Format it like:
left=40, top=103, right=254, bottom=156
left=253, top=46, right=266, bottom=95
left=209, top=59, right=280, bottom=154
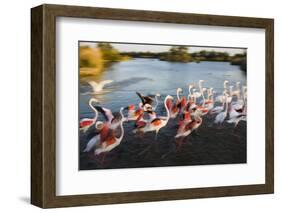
left=31, top=4, right=274, bottom=208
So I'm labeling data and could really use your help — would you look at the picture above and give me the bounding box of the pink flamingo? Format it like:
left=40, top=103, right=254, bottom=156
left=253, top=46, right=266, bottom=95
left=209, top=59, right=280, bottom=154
left=79, top=98, right=99, bottom=133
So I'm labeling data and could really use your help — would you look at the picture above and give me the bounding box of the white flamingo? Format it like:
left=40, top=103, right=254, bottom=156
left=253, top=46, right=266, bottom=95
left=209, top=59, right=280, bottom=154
left=88, top=80, right=113, bottom=93
left=214, top=93, right=230, bottom=125
left=216, top=80, right=229, bottom=103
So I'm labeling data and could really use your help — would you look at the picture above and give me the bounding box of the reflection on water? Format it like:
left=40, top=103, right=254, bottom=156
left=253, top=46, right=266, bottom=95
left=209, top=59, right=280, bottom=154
left=80, top=58, right=246, bottom=118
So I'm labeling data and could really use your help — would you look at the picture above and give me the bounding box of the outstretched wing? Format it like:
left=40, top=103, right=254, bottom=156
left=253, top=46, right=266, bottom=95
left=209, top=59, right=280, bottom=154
left=88, top=80, right=113, bottom=92
left=136, top=92, right=153, bottom=105
left=88, top=81, right=99, bottom=92
left=99, top=80, right=113, bottom=87
left=136, top=92, right=145, bottom=105
left=94, top=106, right=114, bottom=122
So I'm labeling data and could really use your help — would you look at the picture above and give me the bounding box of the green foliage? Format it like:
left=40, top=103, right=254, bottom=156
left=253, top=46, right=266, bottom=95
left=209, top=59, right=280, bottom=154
left=160, top=46, right=192, bottom=62
left=97, top=43, right=123, bottom=65
left=230, top=52, right=247, bottom=71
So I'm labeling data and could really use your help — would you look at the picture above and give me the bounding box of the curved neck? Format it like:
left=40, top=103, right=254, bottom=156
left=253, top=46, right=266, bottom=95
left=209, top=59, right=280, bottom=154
left=199, top=82, right=203, bottom=91
left=192, top=91, right=197, bottom=103
left=164, top=97, right=171, bottom=119
left=117, top=109, right=125, bottom=141
left=153, top=95, right=159, bottom=110
left=224, top=82, right=228, bottom=89
left=89, top=99, right=98, bottom=121
left=177, top=89, right=181, bottom=101
left=202, top=90, right=206, bottom=105
left=224, top=98, right=228, bottom=112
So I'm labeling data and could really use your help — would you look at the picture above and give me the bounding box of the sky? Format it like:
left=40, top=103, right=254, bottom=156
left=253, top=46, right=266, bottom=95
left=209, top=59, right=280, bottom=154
left=80, top=41, right=246, bottom=56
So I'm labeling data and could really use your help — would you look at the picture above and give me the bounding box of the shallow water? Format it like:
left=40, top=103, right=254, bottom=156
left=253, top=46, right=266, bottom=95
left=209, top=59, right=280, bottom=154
left=79, top=58, right=247, bottom=170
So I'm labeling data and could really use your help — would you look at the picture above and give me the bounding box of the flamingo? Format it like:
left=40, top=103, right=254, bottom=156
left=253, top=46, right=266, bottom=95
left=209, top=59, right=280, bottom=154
left=79, top=98, right=99, bottom=133
left=136, top=92, right=154, bottom=112
left=152, top=93, right=161, bottom=111
left=169, top=88, right=183, bottom=118
left=214, top=93, right=230, bottom=125
left=189, top=88, right=209, bottom=116
left=94, top=107, right=126, bottom=156
left=94, top=106, right=124, bottom=130
left=132, top=111, right=155, bottom=135
left=82, top=121, right=108, bottom=152
left=227, top=113, right=247, bottom=127
left=87, top=80, right=113, bottom=94
left=125, top=103, right=144, bottom=121
left=83, top=106, right=124, bottom=153
left=192, top=80, right=205, bottom=100
left=204, top=88, right=214, bottom=110
left=210, top=102, right=225, bottom=114
left=175, top=109, right=203, bottom=149
left=216, top=80, right=229, bottom=103
left=142, top=95, right=173, bottom=140
left=231, top=82, right=241, bottom=100
left=187, top=84, right=194, bottom=101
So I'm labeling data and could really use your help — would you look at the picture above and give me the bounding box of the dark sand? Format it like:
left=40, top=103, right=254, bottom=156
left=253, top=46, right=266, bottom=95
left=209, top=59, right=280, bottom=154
left=79, top=114, right=246, bottom=170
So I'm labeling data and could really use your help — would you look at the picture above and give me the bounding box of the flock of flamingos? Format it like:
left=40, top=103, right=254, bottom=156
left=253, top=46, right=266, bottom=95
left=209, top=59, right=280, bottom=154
left=80, top=80, right=247, bottom=160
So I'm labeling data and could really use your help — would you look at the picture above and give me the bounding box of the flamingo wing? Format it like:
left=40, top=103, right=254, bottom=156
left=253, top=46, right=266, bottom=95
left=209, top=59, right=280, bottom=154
left=79, top=118, right=94, bottom=128
left=83, top=134, right=101, bottom=152
left=88, top=80, right=113, bottom=92
left=99, top=80, right=113, bottom=87
left=94, top=106, right=114, bottom=122
left=136, top=92, right=153, bottom=105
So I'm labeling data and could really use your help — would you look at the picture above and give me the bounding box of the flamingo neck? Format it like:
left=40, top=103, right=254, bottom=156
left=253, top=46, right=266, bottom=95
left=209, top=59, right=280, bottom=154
left=202, top=91, right=206, bottom=105
left=116, top=108, right=125, bottom=141
left=192, top=91, right=197, bottom=104
left=224, top=98, right=229, bottom=113
left=154, top=95, right=159, bottom=111
left=176, top=89, right=181, bottom=101
left=164, top=97, right=171, bottom=119
left=199, top=82, right=203, bottom=92
left=89, top=99, right=98, bottom=122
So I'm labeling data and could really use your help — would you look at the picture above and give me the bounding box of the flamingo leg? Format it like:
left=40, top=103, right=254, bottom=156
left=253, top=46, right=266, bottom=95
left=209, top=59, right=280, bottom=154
left=154, top=128, right=160, bottom=141
left=94, top=153, right=107, bottom=167
left=175, top=137, right=184, bottom=152
left=101, top=152, right=107, bottom=165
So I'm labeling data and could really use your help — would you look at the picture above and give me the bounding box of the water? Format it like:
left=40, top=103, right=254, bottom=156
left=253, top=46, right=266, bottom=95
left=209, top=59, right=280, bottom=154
left=80, top=58, right=246, bottom=117
left=79, top=58, right=247, bottom=170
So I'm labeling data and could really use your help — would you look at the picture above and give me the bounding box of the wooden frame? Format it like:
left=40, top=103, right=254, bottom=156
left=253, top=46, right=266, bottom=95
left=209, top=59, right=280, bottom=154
left=31, top=4, right=274, bottom=208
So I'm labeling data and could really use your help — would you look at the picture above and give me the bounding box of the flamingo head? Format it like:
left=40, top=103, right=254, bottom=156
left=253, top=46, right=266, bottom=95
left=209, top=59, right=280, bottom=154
left=89, top=98, right=100, bottom=104
left=143, top=103, right=153, bottom=112
left=177, top=88, right=183, bottom=94
left=223, top=80, right=229, bottom=88
left=166, top=95, right=174, bottom=100
left=188, top=84, right=194, bottom=89
left=198, top=80, right=205, bottom=87
left=155, top=93, right=161, bottom=99
left=95, top=121, right=104, bottom=130
left=128, top=105, right=135, bottom=110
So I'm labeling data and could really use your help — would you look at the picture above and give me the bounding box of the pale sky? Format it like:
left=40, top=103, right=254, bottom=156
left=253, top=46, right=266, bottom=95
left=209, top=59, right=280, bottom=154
left=80, top=41, right=246, bottom=56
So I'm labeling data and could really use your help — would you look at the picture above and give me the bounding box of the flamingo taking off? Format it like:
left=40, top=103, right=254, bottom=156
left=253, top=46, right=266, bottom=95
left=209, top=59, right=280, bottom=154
left=94, top=107, right=126, bottom=156
left=88, top=80, right=113, bottom=94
